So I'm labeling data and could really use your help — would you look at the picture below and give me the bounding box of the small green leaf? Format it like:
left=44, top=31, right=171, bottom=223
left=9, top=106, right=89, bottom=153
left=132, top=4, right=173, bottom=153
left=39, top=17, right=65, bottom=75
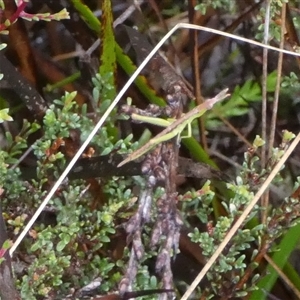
left=0, top=108, right=13, bottom=123
left=2, top=239, right=12, bottom=250
left=253, top=135, right=265, bottom=148
left=30, top=242, right=40, bottom=252
left=101, top=147, right=113, bottom=156
left=56, top=240, right=66, bottom=252
left=282, top=130, right=295, bottom=143
left=100, top=235, right=110, bottom=243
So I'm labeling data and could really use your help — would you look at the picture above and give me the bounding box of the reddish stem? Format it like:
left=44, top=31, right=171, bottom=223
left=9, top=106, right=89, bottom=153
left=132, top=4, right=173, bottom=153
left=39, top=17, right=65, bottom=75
left=0, top=1, right=27, bottom=32
left=0, top=247, right=7, bottom=258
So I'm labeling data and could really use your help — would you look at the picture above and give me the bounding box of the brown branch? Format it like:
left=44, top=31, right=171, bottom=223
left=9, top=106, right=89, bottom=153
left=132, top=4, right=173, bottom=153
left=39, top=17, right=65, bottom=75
left=0, top=52, right=47, bottom=118
left=19, top=155, right=229, bottom=182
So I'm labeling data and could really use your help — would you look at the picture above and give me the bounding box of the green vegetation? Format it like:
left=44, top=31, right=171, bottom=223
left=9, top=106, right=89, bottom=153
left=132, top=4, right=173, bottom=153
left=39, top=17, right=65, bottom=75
left=1, top=1, right=300, bottom=300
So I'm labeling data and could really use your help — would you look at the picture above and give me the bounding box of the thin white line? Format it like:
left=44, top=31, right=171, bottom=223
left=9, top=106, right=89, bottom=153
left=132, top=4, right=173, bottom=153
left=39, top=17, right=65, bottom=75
left=9, top=23, right=181, bottom=256
left=180, top=132, right=300, bottom=300
left=176, top=23, right=300, bottom=57
left=10, top=22, right=300, bottom=256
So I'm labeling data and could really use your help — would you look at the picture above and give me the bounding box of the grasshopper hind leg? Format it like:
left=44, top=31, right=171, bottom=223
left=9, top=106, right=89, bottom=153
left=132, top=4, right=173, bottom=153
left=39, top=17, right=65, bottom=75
left=178, top=122, right=192, bottom=141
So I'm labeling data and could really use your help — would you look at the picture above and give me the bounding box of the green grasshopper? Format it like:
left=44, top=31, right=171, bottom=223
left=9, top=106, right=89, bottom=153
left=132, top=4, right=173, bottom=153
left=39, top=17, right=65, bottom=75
left=118, top=88, right=230, bottom=167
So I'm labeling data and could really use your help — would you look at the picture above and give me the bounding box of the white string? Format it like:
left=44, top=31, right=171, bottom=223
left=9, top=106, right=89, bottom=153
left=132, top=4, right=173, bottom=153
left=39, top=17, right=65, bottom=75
left=180, top=132, right=300, bottom=300
left=10, top=22, right=300, bottom=256
left=9, top=23, right=180, bottom=256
